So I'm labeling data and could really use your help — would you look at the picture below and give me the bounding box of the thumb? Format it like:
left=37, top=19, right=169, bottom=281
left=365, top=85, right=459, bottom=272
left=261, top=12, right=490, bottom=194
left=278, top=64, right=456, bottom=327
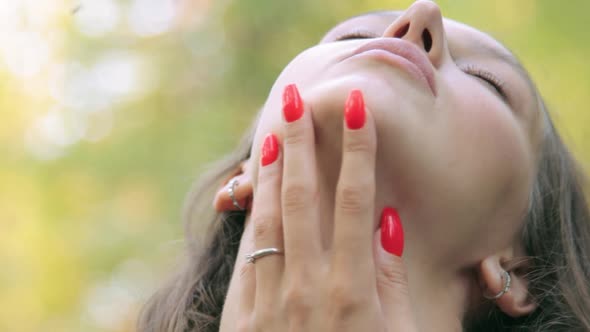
left=373, top=207, right=417, bottom=331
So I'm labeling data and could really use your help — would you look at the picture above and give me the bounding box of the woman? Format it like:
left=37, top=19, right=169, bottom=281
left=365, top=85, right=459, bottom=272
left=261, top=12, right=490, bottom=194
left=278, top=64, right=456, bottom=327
left=138, top=1, right=590, bottom=331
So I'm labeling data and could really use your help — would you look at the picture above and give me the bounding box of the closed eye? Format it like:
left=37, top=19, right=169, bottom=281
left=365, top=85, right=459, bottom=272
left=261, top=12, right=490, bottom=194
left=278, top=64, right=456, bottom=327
left=333, top=29, right=379, bottom=41
left=461, top=65, right=508, bottom=101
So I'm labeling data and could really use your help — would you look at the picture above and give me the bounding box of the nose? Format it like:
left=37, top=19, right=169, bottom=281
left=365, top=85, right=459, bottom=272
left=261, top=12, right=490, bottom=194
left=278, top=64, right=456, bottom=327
left=382, top=0, right=448, bottom=67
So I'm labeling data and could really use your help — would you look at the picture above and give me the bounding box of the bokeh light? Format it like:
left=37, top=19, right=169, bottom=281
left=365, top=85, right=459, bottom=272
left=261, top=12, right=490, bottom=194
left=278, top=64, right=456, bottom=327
left=74, top=0, right=121, bottom=37
left=128, top=0, right=177, bottom=37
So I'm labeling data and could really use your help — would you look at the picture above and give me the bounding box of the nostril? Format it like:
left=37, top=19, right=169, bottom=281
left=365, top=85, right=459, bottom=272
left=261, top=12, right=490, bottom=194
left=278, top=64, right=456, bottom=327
left=422, top=29, right=432, bottom=53
left=394, top=23, right=410, bottom=38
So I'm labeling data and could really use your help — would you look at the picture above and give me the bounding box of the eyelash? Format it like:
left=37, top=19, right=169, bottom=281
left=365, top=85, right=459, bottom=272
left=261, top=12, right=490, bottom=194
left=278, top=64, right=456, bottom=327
left=461, top=65, right=507, bottom=99
left=333, top=29, right=377, bottom=41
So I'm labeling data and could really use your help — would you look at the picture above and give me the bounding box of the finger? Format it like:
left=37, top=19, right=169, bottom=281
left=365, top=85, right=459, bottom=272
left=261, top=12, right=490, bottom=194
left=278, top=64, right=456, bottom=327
left=373, top=207, right=417, bottom=332
left=332, top=89, right=377, bottom=274
left=251, top=133, right=285, bottom=306
left=281, top=84, right=322, bottom=270
left=213, top=174, right=253, bottom=212
left=237, top=221, right=256, bottom=317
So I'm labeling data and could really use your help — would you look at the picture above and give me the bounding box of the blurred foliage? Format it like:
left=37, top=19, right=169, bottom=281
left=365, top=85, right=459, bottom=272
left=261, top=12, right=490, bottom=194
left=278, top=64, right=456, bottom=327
left=0, top=0, right=588, bottom=331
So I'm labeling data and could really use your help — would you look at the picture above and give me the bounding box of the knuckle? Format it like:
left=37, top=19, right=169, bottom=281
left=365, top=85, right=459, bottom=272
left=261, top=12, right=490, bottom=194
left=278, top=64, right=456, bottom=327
left=336, top=185, right=371, bottom=214
left=327, top=281, right=366, bottom=316
left=283, top=286, right=313, bottom=323
left=257, top=163, right=281, bottom=184
left=252, top=216, right=282, bottom=241
left=236, top=316, right=252, bottom=332
left=377, top=263, right=410, bottom=296
left=251, top=310, right=273, bottom=329
left=327, top=282, right=356, bottom=304
left=282, top=183, right=313, bottom=214
left=343, top=135, right=373, bottom=155
left=283, top=122, right=307, bottom=146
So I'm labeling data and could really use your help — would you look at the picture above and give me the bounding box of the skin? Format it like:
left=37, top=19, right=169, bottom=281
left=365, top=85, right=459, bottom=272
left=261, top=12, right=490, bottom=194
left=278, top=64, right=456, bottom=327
left=217, top=1, right=544, bottom=330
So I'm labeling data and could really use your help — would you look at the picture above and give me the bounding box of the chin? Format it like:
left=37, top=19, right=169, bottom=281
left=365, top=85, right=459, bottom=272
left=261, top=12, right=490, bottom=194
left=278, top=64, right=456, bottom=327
left=296, top=72, right=428, bottom=124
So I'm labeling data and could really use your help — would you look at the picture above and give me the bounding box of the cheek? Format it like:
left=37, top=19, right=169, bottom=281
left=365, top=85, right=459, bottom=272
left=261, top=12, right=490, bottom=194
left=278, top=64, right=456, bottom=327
left=449, top=88, right=528, bottom=178
left=441, top=84, right=534, bottom=253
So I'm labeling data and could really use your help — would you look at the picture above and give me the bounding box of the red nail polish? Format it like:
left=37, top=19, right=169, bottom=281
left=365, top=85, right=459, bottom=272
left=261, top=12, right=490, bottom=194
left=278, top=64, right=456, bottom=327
left=261, top=133, right=279, bottom=166
left=283, top=84, right=304, bottom=123
left=380, top=207, right=404, bottom=257
left=345, top=89, right=366, bottom=130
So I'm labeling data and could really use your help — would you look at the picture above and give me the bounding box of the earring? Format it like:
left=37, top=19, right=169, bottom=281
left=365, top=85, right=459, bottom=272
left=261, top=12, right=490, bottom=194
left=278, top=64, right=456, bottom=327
left=228, top=178, right=247, bottom=211
left=483, top=270, right=512, bottom=300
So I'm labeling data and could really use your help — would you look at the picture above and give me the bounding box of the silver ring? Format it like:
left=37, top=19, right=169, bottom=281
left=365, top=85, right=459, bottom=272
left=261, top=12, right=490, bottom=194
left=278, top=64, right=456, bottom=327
left=228, top=178, right=246, bottom=211
left=246, top=248, right=284, bottom=264
left=483, top=270, right=512, bottom=300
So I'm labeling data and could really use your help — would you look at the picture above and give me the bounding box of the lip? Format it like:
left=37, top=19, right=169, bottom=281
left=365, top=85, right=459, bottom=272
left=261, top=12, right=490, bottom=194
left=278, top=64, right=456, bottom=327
left=345, top=39, right=437, bottom=96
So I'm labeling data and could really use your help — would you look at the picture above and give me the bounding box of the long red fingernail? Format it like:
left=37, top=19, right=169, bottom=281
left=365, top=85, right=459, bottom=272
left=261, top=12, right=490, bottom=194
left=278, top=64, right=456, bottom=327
left=345, top=89, right=366, bottom=130
left=261, top=133, right=279, bottom=166
left=380, top=207, right=404, bottom=257
left=283, top=84, right=304, bottom=123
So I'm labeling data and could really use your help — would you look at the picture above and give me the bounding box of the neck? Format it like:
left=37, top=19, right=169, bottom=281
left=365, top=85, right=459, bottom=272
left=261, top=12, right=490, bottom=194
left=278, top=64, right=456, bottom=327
left=404, top=252, right=475, bottom=331
left=313, top=156, right=473, bottom=331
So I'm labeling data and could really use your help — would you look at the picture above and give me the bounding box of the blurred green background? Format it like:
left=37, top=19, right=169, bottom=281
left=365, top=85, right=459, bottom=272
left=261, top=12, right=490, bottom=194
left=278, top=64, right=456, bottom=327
left=0, top=0, right=588, bottom=331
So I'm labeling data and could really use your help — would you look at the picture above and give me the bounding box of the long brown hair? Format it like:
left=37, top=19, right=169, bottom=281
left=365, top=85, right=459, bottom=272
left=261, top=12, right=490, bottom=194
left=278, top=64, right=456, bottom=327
left=463, top=101, right=590, bottom=331
left=137, top=118, right=255, bottom=332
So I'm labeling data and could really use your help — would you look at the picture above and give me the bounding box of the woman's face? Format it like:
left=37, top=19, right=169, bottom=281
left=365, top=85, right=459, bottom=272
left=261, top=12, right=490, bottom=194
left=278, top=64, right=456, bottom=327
left=249, top=1, right=543, bottom=266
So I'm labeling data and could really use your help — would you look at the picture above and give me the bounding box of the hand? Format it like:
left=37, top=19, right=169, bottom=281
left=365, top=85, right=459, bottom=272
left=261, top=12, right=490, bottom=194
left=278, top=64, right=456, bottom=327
left=237, top=85, right=419, bottom=331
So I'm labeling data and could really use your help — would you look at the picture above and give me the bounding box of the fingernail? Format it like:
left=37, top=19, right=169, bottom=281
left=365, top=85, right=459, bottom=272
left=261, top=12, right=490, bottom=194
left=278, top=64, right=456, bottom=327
left=380, top=207, right=404, bottom=257
left=345, top=89, right=366, bottom=130
left=283, top=84, right=304, bottom=123
left=261, top=133, right=279, bottom=166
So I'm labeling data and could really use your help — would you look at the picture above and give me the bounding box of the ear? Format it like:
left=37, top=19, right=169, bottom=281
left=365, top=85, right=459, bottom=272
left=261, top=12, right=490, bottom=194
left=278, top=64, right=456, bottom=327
left=212, top=159, right=254, bottom=212
left=477, top=249, right=538, bottom=317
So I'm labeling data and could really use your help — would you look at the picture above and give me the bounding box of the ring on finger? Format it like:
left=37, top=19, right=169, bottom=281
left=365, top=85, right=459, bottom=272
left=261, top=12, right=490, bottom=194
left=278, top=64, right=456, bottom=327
left=228, top=178, right=246, bottom=211
left=246, top=248, right=284, bottom=264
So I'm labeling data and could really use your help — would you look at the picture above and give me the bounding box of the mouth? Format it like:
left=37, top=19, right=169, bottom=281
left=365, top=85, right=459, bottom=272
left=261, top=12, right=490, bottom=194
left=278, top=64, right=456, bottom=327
left=344, top=38, right=437, bottom=96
